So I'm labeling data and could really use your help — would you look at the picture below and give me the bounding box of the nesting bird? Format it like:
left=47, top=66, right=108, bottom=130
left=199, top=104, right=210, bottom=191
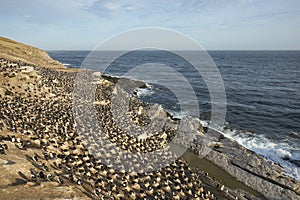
left=0, top=59, right=217, bottom=200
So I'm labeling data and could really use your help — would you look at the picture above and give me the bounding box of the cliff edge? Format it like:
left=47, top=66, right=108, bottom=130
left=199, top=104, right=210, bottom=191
left=0, top=36, right=64, bottom=69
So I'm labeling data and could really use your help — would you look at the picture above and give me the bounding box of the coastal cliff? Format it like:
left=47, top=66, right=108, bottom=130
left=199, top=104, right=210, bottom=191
left=0, top=36, right=299, bottom=200
left=0, top=37, right=64, bottom=69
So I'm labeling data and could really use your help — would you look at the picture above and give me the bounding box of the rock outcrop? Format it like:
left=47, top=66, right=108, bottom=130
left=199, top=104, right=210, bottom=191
left=191, top=128, right=300, bottom=200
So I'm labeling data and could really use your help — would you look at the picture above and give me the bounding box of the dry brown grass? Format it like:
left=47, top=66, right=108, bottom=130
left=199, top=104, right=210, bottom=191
left=0, top=36, right=65, bottom=70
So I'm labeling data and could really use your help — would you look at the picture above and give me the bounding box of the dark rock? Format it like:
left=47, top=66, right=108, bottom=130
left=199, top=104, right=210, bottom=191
left=290, top=160, right=300, bottom=167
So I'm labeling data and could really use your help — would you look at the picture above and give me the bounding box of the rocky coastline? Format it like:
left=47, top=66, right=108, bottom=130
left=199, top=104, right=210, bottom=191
left=0, top=36, right=299, bottom=200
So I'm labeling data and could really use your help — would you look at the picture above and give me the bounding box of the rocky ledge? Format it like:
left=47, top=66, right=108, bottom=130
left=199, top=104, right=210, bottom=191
left=189, top=128, right=300, bottom=199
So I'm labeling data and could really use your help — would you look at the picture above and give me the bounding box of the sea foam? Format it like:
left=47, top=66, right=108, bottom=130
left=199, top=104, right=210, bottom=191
left=216, top=125, right=300, bottom=180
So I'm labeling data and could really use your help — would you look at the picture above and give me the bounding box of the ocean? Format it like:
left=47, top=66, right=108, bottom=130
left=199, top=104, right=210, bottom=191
left=48, top=50, right=300, bottom=180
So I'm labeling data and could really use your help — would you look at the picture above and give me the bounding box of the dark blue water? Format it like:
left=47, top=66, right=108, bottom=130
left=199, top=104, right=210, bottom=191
left=48, top=50, right=300, bottom=179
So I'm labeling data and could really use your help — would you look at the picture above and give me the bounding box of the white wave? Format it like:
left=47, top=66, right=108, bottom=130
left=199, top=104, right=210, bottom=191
left=145, top=83, right=153, bottom=89
left=166, top=110, right=189, bottom=119
left=200, top=120, right=209, bottom=127
left=63, top=63, right=71, bottom=66
left=134, top=88, right=154, bottom=98
left=210, top=125, right=300, bottom=180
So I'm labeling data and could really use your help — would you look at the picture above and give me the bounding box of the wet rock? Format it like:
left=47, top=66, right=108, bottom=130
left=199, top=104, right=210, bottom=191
left=204, top=139, right=300, bottom=199
left=290, top=160, right=300, bottom=167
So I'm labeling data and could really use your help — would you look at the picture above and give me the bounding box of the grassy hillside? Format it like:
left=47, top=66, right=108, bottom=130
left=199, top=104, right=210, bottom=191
left=0, top=36, right=64, bottom=69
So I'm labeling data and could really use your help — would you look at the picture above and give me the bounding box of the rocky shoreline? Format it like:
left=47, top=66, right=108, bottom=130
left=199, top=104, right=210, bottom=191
left=99, top=65, right=300, bottom=199
left=190, top=129, right=300, bottom=199
left=121, top=77, right=300, bottom=199
left=0, top=36, right=299, bottom=199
